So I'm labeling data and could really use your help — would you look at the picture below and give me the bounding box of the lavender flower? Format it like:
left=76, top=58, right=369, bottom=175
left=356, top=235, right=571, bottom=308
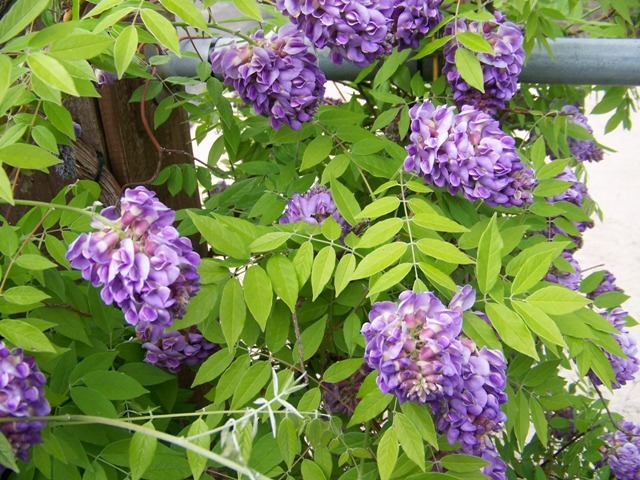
left=443, top=11, right=525, bottom=114
left=589, top=308, right=639, bottom=389
left=95, top=69, right=118, bottom=86
left=277, top=0, right=394, bottom=67
left=601, top=420, right=640, bottom=480
left=588, top=270, right=622, bottom=300
left=404, top=101, right=534, bottom=208
left=0, top=343, right=50, bottom=470
left=66, top=186, right=200, bottom=340
left=390, top=0, right=443, bottom=51
left=210, top=24, right=326, bottom=130
left=142, top=326, right=219, bottom=373
left=458, top=441, right=507, bottom=480
left=545, top=251, right=582, bottom=291
left=322, top=364, right=372, bottom=415
left=561, top=105, right=604, bottom=162
left=361, top=289, right=472, bottom=404
left=279, top=185, right=348, bottom=231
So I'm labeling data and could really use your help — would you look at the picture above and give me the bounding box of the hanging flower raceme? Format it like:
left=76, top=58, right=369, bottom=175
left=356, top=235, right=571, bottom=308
left=66, top=186, right=201, bottom=340
left=404, top=101, right=535, bottom=208
left=322, top=364, right=372, bottom=416
left=279, top=185, right=349, bottom=232
left=544, top=251, right=582, bottom=291
left=589, top=308, right=639, bottom=389
left=463, top=441, right=507, bottom=480
left=142, top=326, right=219, bottom=373
left=390, top=0, right=443, bottom=51
left=601, top=420, right=640, bottom=480
left=587, top=270, right=622, bottom=300
left=443, top=11, right=525, bottom=114
left=276, top=0, right=394, bottom=67
left=0, top=343, right=50, bottom=470
left=561, top=105, right=604, bottom=162
left=210, top=24, right=326, bottom=130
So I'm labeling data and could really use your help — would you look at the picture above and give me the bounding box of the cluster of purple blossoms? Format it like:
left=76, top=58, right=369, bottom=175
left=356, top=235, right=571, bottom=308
left=601, top=420, right=640, bottom=480
left=66, top=186, right=201, bottom=341
left=322, top=364, right=372, bottom=416
left=142, top=326, right=219, bottom=373
left=210, top=24, right=326, bottom=130
left=545, top=251, right=582, bottom=291
left=0, top=343, right=50, bottom=470
left=277, top=0, right=394, bottom=67
left=279, top=185, right=349, bottom=232
left=390, top=0, right=443, bottom=51
left=561, top=105, right=604, bottom=162
left=589, top=308, right=639, bottom=390
left=404, top=101, right=535, bottom=208
left=588, top=270, right=622, bottom=300
left=443, top=11, right=525, bottom=114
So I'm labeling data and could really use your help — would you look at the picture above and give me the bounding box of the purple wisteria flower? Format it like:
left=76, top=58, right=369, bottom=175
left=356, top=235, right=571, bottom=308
left=545, top=251, right=582, bottom=291
left=443, top=11, right=525, bottom=114
left=66, top=186, right=200, bottom=341
left=210, top=24, right=326, bottom=130
left=601, top=420, right=640, bottom=480
left=0, top=343, right=50, bottom=470
left=390, top=0, right=443, bottom=51
left=142, top=326, right=219, bottom=373
left=95, top=69, right=118, bottom=86
left=279, top=185, right=349, bottom=231
left=561, top=105, right=604, bottom=162
left=458, top=441, right=507, bottom=480
left=322, top=364, right=372, bottom=416
left=404, top=101, right=535, bottom=208
left=588, top=270, right=622, bottom=300
left=589, top=308, right=639, bottom=389
left=276, top=0, right=394, bottom=67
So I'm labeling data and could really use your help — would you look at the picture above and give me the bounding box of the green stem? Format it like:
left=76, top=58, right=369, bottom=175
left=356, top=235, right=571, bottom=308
left=173, top=22, right=255, bottom=45
left=7, top=199, right=117, bottom=229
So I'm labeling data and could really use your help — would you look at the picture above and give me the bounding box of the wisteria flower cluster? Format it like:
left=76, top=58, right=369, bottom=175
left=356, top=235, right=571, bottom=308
left=210, top=24, right=326, bottom=130
left=66, top=186, right=201, bottom=341
left=0, top=343, right=50, bottom=470
left=544, top=251, right=582, bottom=291
left=588, top=270, right=622, bottom=300
left=142, top=326, right=219, bottom=373
left=601, top=420, right=640, bottom=480
left=279, top=185, right=349, bottom=232
left=443, top=11, right=525, bottom=114
left=362, top=288, right=508, bottom=478
left=404, top=101, right=535, bottom=207
left=561, top=105, right=604, bottom=162
left=390, top=0, right=443, bottom=51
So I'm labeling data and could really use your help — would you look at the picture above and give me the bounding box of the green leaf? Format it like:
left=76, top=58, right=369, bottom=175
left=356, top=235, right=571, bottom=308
left=418, top=262, right=458, bottom=292
left=454, top=48, right=484, bottom=92
left=118, top=363, right=174, bottom=386
left=3, top=286, right=50, bottom=305
left=330, top=177, right=361, bottom=226
left=413, top=35, right=454, bottom=59
left=0, top=168, right=13, bottom=205
left=49, top=33, right=112, bottom=60
left=215, top=355, right=250, bottom=404
left=323, top=358, right=364, bottom=383
left=511, top=248, right=560, bottom=295
left=311, top=246, right=336, bottom=301
left=321, top=217, right=342, bottom=241
left=368, top=263, right=412, bottom=297
left=527, top=286, right=590, bottom=315
left=357, top=218, right=403, bottom=249
left=512, top=301, right=567, bottom=348
left=416, top=239, right=474, bottom=265
left=130, top=422, right=157, bottom=480
left=70, top=387, right=117, bottom=418
left=394, top=413, right=425, bottom=471
left=28, top=53, right=78, bottom=96
left=400, top=402, right=438, bottom=448
left=456, top=32, right=494, bottom=53
left=334, top=253, right=356, bottom=296
left=412, top=212, right=469, bottom=233
left=188, top=212, right=250, bottom=259
left=348, top=389, right=393, bottom=427
left=243, top=266, right=273, bottom=330
left=378, top=427, right=398, bottom=480
left=485, top=303, right=539, bottom=360
left=0, top=143, right=60, bottom=172
left=529, top=398, right=548, bottom=446
left=356, top=197, right=400, bottom=220
left=159, top=0, right=209, bottom=30
left=141, top=9, right=181, bottom=54
left=372, top=108, right=400, bottom=132
left=232, top=0, right=263, bottom=21
left=0, top=432, right=19, bottom=473
left=187, top=419, right=209, bottom=480
left=83, top=371, right=149, bottom=400
left=250, top=232, right=291, bottom=252
left=231, top=361, right=271, bottom=408
left=0, top=0, right=49, bottom=44
left=293, top=241, right=314, bottom=287
left=0, top=319, right=56, bottom=353
left=278, top=417, right=300, bottom=469
left=301, top=136, right=333, bottom=170
left=439, top=454, right=489, bottom=473
left=43, top=101, right=75, bottom=138
left=374, top=48, right=412, bottom=87
left=352, top=242, right=407, bottom=279
left=15, top=254, right=56, bottom=270
left=267, top=255, right=299, bottom=312
left=114, top=25, right=138, bottom=79
left=191, top=348, right=234, bottom=387
left=0, top=55, right=12, bottom=107
left=301, top=460, right=327, bottom=480
left=475, top=214, right=503, bottom=293
left=220, top=278, right=246, bottom=348
left=300, top=317, right=327, bottom=361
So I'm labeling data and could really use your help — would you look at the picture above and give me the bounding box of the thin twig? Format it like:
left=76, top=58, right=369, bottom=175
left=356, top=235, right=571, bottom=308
left=291, top=305, right=307, bottom=380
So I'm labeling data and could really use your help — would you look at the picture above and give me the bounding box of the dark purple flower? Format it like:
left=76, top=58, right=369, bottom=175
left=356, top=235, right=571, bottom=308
left=279, top=185, right=348, bottom=231
left=601, top=420, right=640, bottom=480
left=96, top=69, right=118, bottom=86
left=361, top=289, right=471, bottom=404
left=390, top=0, right=443, bottom=51
left=0, top=343, right=50, bottom=470
left=322, top=364, right=372, bottom=415
left=545, top=251, right=582, bottom=291
left=588, top=270, right=622, bottom=300
left=455, top=440, right=507, bottom=480
left=66, top=186, right=200, bottom=339
left=589, top=308, right=639, bottom=389
left=443, top=11, right=525, bottom=114
left=404, top=101, right=534, bottom=208
left=142, top=326, right=219, bottom=373
left=277, top=0, right=394, bottom=67
left=210, top=24, right=326, bottom=130
left=561, top=105, right=604, bottom=162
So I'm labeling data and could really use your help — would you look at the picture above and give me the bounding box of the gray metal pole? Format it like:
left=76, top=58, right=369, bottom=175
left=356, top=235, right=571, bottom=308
left=155, top=38, right=640, bottom=86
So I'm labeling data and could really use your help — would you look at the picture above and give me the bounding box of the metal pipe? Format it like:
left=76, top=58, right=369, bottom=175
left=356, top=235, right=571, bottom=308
left=155, top=37, right=640, bottom=86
